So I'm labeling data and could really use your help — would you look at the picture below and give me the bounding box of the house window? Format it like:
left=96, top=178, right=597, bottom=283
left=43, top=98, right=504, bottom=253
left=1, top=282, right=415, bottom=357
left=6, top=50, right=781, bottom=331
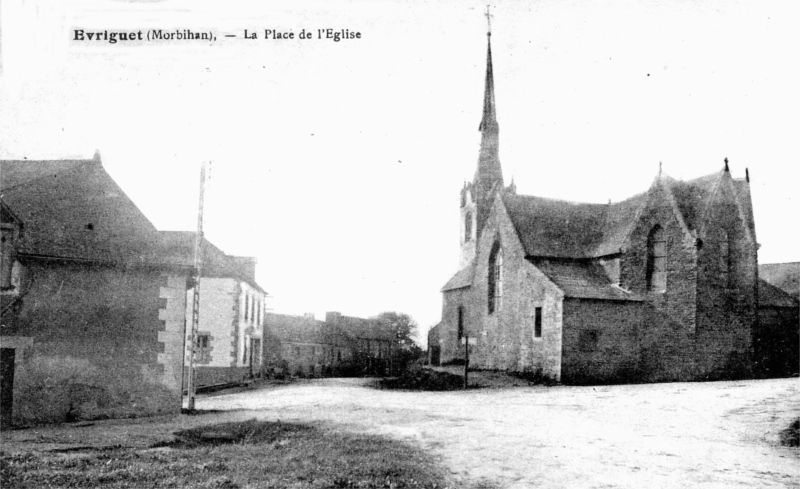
left=646, top=225, right=667, bottom=292
left=251, top=338, right=262, bottom=367
left=197, top=333, right=212, bottom=363
left=244, top=294, right=249, bottom=320
left=464, top=211, right=473, bottom=242
left=457, top=306, right=464, bottom=340
left=488, top=241, right=503, bottom=313
left=578, top=330, right=599, bottom=352
left=533, top=307, right=542, bottom=339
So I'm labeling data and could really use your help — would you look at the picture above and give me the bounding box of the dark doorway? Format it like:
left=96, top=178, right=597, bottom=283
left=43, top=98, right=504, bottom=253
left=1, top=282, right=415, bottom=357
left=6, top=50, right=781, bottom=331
left=1, top=348, right=15, bottom=428
left=429, top=346, right=441, bottom=366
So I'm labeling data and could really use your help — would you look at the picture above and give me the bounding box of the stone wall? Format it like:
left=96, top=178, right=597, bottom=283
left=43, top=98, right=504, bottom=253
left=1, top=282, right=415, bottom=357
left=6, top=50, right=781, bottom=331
left=185, top=278, right=238, bottom=369
left=439, top=286, right=470, bottom=363
left=694, top=178, right=756, bottom=378
left=441, top=195, right=564, bottom=380
left=755, top=306, right=799, bottom=377
left=561, top=299, right=641, bottom=384
left=621, top=183, right=698, bottom=332
left=5, top=260, right=184, bottom=425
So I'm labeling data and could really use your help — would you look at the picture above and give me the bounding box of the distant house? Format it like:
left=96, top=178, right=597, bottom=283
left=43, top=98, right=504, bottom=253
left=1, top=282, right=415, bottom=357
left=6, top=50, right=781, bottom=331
left=263, top=313, right=351, bottom=377
left=158, top=231, right=268, bottom=387
left=263, top=311, right=393, bottom=377
left=0, top=157, right=189, bottom=426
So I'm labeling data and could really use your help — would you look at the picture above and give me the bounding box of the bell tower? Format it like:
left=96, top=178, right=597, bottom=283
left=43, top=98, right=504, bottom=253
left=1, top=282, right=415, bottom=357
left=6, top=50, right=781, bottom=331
left=460, top=13, right=503, bottom=268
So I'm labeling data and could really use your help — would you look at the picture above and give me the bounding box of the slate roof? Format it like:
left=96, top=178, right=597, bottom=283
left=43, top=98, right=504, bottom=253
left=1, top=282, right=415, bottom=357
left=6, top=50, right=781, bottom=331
left=1, top=159, right=160, bottom=263
left=503, top=169, right=744, bottom=260
left=264, top=313, right=331, bottom=344
left=264, top=312, right=391, bottom=345
left=441, top=261, right=474, bottom=291
left=759, top=262, right=800, bottom=301
left=1, top=159, right=265, bottom=292
left=758, top=278, right=799, bottom=308
left=503, top=192, right=647, bottom=259
left=532, top=260, right=643, bottom=302
left=154, top=230, right=264, bottom=292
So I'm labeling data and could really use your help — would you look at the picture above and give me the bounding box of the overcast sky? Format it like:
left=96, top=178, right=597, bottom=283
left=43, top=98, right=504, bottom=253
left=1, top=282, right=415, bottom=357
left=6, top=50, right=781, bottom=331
left=1, top=0, right=798, bottom=341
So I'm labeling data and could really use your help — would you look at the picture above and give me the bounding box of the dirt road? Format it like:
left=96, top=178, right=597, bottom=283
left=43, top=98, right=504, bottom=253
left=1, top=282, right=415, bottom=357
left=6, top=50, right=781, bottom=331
left=3, top=377, right=797, bottom=488
left=195, top=377, right=799, bottom=489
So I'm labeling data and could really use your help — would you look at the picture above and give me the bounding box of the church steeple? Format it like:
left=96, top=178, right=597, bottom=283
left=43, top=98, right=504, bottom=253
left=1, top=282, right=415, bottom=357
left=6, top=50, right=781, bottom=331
left=473, top=24, right=504, bottom=237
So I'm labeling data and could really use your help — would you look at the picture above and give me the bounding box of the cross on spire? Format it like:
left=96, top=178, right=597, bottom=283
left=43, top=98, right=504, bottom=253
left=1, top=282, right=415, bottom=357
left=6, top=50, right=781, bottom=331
left=485, top=5, right=493, bottom=36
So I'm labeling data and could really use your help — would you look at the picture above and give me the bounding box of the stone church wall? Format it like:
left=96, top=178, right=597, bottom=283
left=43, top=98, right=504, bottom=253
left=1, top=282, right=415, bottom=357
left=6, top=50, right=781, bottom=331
left=463, top=196, right=564, bottom=379
left=694, top=180, right=756, bottom=379
left=560, top=299, right=642, bottom=384
left=621, top=184, right=698, bottom=333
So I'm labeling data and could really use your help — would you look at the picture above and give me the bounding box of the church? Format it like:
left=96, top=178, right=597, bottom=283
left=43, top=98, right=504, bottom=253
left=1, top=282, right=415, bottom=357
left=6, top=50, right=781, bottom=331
left=429, top=32, right=799, bottom=384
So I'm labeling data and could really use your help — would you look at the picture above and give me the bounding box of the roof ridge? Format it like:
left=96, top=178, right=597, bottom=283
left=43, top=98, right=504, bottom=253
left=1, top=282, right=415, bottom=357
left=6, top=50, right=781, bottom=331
left=1, top=160, right=91, bottom=192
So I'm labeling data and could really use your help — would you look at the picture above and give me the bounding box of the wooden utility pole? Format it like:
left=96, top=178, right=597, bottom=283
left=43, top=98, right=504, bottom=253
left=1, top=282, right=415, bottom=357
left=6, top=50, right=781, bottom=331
left=186, top=162, right=208, bottom=412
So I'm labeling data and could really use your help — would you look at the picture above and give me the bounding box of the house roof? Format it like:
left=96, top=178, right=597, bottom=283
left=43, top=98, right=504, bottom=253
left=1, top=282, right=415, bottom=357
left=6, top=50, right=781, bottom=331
left=1, top=159, right=265, bottom=291
left=758, top=278, right=799, bottom=308
left=265, top=312, right=391, bottom=345
left=441, top=261, right=474, bottom=291
left=264, top=313, right=330, bottom=344
left=154, top=230, right=264, bottom=293
left=1, top=159, right=160, bottom=263
left=533, top=259, right=643, bottom=302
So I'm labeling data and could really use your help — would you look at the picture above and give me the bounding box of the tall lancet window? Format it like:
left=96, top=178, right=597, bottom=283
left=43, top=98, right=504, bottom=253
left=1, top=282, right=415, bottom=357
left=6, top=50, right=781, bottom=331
left=488, top=241, right=503, bottom=313
left=647, top=225, right=667, bottom=292
left=465, top=211, right=473, bottom=242
left=720, top=230, right=732, bottom=286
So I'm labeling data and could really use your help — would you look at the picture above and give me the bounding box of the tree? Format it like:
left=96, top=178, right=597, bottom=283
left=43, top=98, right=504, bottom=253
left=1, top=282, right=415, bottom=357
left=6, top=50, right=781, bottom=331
left=375, top=311, right=419, bottom=349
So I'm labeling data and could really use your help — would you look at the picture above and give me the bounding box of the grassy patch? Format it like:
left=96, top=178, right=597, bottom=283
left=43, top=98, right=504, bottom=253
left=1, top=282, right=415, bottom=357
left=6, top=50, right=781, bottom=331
left=1, top=419, right=451, bottom=488
left=779, top=418, right=799, bottom=447
left=379, top=368, right=468, bottom=391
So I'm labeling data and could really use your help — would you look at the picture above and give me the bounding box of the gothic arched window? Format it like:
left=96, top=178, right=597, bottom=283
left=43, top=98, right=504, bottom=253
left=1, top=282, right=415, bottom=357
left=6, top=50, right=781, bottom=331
left=488, top=241, right=503, bottom=313
left=465, top=211, right=473, bottom=242
left=720, top=229, right=733, bottom=286
left=646, top=225, right=667, bottom=292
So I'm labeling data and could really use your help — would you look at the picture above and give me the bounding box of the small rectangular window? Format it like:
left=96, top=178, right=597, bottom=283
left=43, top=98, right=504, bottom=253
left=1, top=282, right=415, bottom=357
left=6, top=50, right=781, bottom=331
left=578, top=330, right=599, bottom=352
left=534, top=307, right=542, bottom=339
left=196, top=333, right=212, bottom=363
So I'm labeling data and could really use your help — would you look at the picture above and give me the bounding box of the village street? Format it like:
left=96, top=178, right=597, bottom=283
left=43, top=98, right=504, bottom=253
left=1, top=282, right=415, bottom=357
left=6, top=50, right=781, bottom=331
left=3, top=376, right=798, bottom=488
left=195, top=377, right=799, bottom=488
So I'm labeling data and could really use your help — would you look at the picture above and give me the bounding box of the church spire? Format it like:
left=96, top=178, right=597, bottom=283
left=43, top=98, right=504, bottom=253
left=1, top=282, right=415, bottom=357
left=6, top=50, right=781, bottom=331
left=473, top=9, right=504, bottom=236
